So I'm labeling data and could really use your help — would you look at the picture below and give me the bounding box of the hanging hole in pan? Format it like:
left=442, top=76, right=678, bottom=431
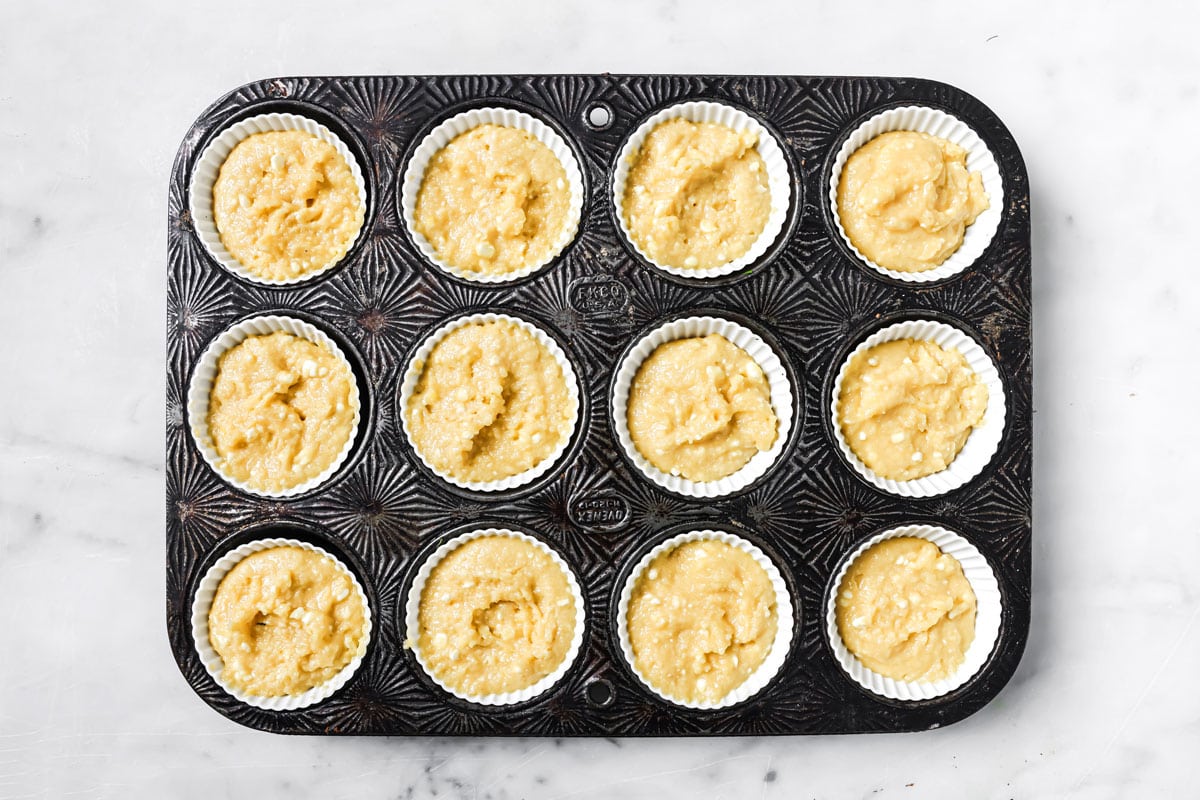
left=586, top=103, right=613, bottom=130
left=584, top=677, right=615, bottom=707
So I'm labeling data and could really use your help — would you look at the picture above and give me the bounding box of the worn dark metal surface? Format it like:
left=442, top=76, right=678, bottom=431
left=166, top=75, right=1031, bottom=736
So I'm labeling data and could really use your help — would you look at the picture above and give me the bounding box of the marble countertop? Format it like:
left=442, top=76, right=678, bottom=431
left=3, top=1, right=1197, bottom=797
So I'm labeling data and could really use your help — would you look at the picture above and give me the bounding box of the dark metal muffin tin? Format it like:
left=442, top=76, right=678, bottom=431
left=166, top=74, right=1031, bottom=736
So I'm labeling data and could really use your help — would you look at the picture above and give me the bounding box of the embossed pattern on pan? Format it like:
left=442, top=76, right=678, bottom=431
left=167, top=75, right=1031, bottom=736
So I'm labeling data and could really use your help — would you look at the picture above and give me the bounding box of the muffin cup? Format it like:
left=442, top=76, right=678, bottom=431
left=398, top=312, right=581, bottom=492
left=616, top=529, right=794, bottom=710
left=403, top=528, right=586, bottom=706
left=612, top=316, right=793, bottom=498
left=191, top=537, right=373, bottom=711
left=831, top=318, right=1006, bottom=498
left=612, top=100, right=790, bottom=279
left=828, top=105, right=1004, bottom=283
left=400, top=107, right=585, bottom=283
left=189, top=112, right=368, bottom=286
left=825, top=524, right=1001, bottom=701
left=187, top=314, right=363, bottom=499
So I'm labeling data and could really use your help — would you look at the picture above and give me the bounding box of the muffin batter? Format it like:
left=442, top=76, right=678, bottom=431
left=627, top=334, right=777, bottom=482
left=213, top=130, right=363, bottom=281
left=622, top=119, right=770, bottom=270
left=836, top=537, right=976, bottom=682
left=414, top=124, right=571, bottom=276
left=416, top=535, right=577, bottom=697
left=838, top=338, right=987, bottom=481
left=406, top=320, right=574, bottom=483
left=627, top=540, right=777, bottom=704
left=207, top=331, right=357, bottom=493
left=837, top=131, right=988, bottom=272
left=207, top=546, right=367, bottom=697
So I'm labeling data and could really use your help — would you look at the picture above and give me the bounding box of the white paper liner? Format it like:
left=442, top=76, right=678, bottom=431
left=189, top=112, right=368, bottom=286
left=830, top=319, right=1006, bottom=498
left=187, top=314, right=363, bottom=499
left=398, top=312, right=581, bottom=492
left=828, top=105, right=1004, bottom=283
left=191, top=537, right=373, bottom=711
left=403, top=528, right=586, bottom=706
left=611, top=316, right=793, bottom=498
left=825, top=524, right=1001, bottom=701
left=616, top=529, right=794, bottom=709
left=399, top=107, right=585, bottom=283
left=612, top=100, right=791, bottom=279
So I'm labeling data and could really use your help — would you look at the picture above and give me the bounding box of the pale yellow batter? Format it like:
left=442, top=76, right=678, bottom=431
left=213, top=130, right=363, bottom=281
left=405, top=320, right=574, bottom=484
left=839, top=339, right=987, bottom=481
left=207, top=331, right=357, bottom=493
left=414, top=124, right=571, bottom=276
left=416, top=535, right=577, bottom=697
left=627, top=540, right=777, bottom=704
left=622, top=119, right=770, bottom=270
left=837, top=131, right=989, bottom=272
left=836, top=537, right=977, bottom=682
left=627, top=334, right=777, bottom=482
left=207, top=546, right=367, bottom=697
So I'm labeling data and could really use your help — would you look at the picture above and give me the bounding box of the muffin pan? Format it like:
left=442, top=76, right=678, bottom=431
left=167, top=74, right=1031, bottom=736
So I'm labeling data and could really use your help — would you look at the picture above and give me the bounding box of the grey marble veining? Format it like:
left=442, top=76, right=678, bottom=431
left=2, top=1, right=1198, bottom=798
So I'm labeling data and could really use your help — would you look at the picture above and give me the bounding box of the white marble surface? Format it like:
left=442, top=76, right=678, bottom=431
left=2, top=1, right=1197, bottom=797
